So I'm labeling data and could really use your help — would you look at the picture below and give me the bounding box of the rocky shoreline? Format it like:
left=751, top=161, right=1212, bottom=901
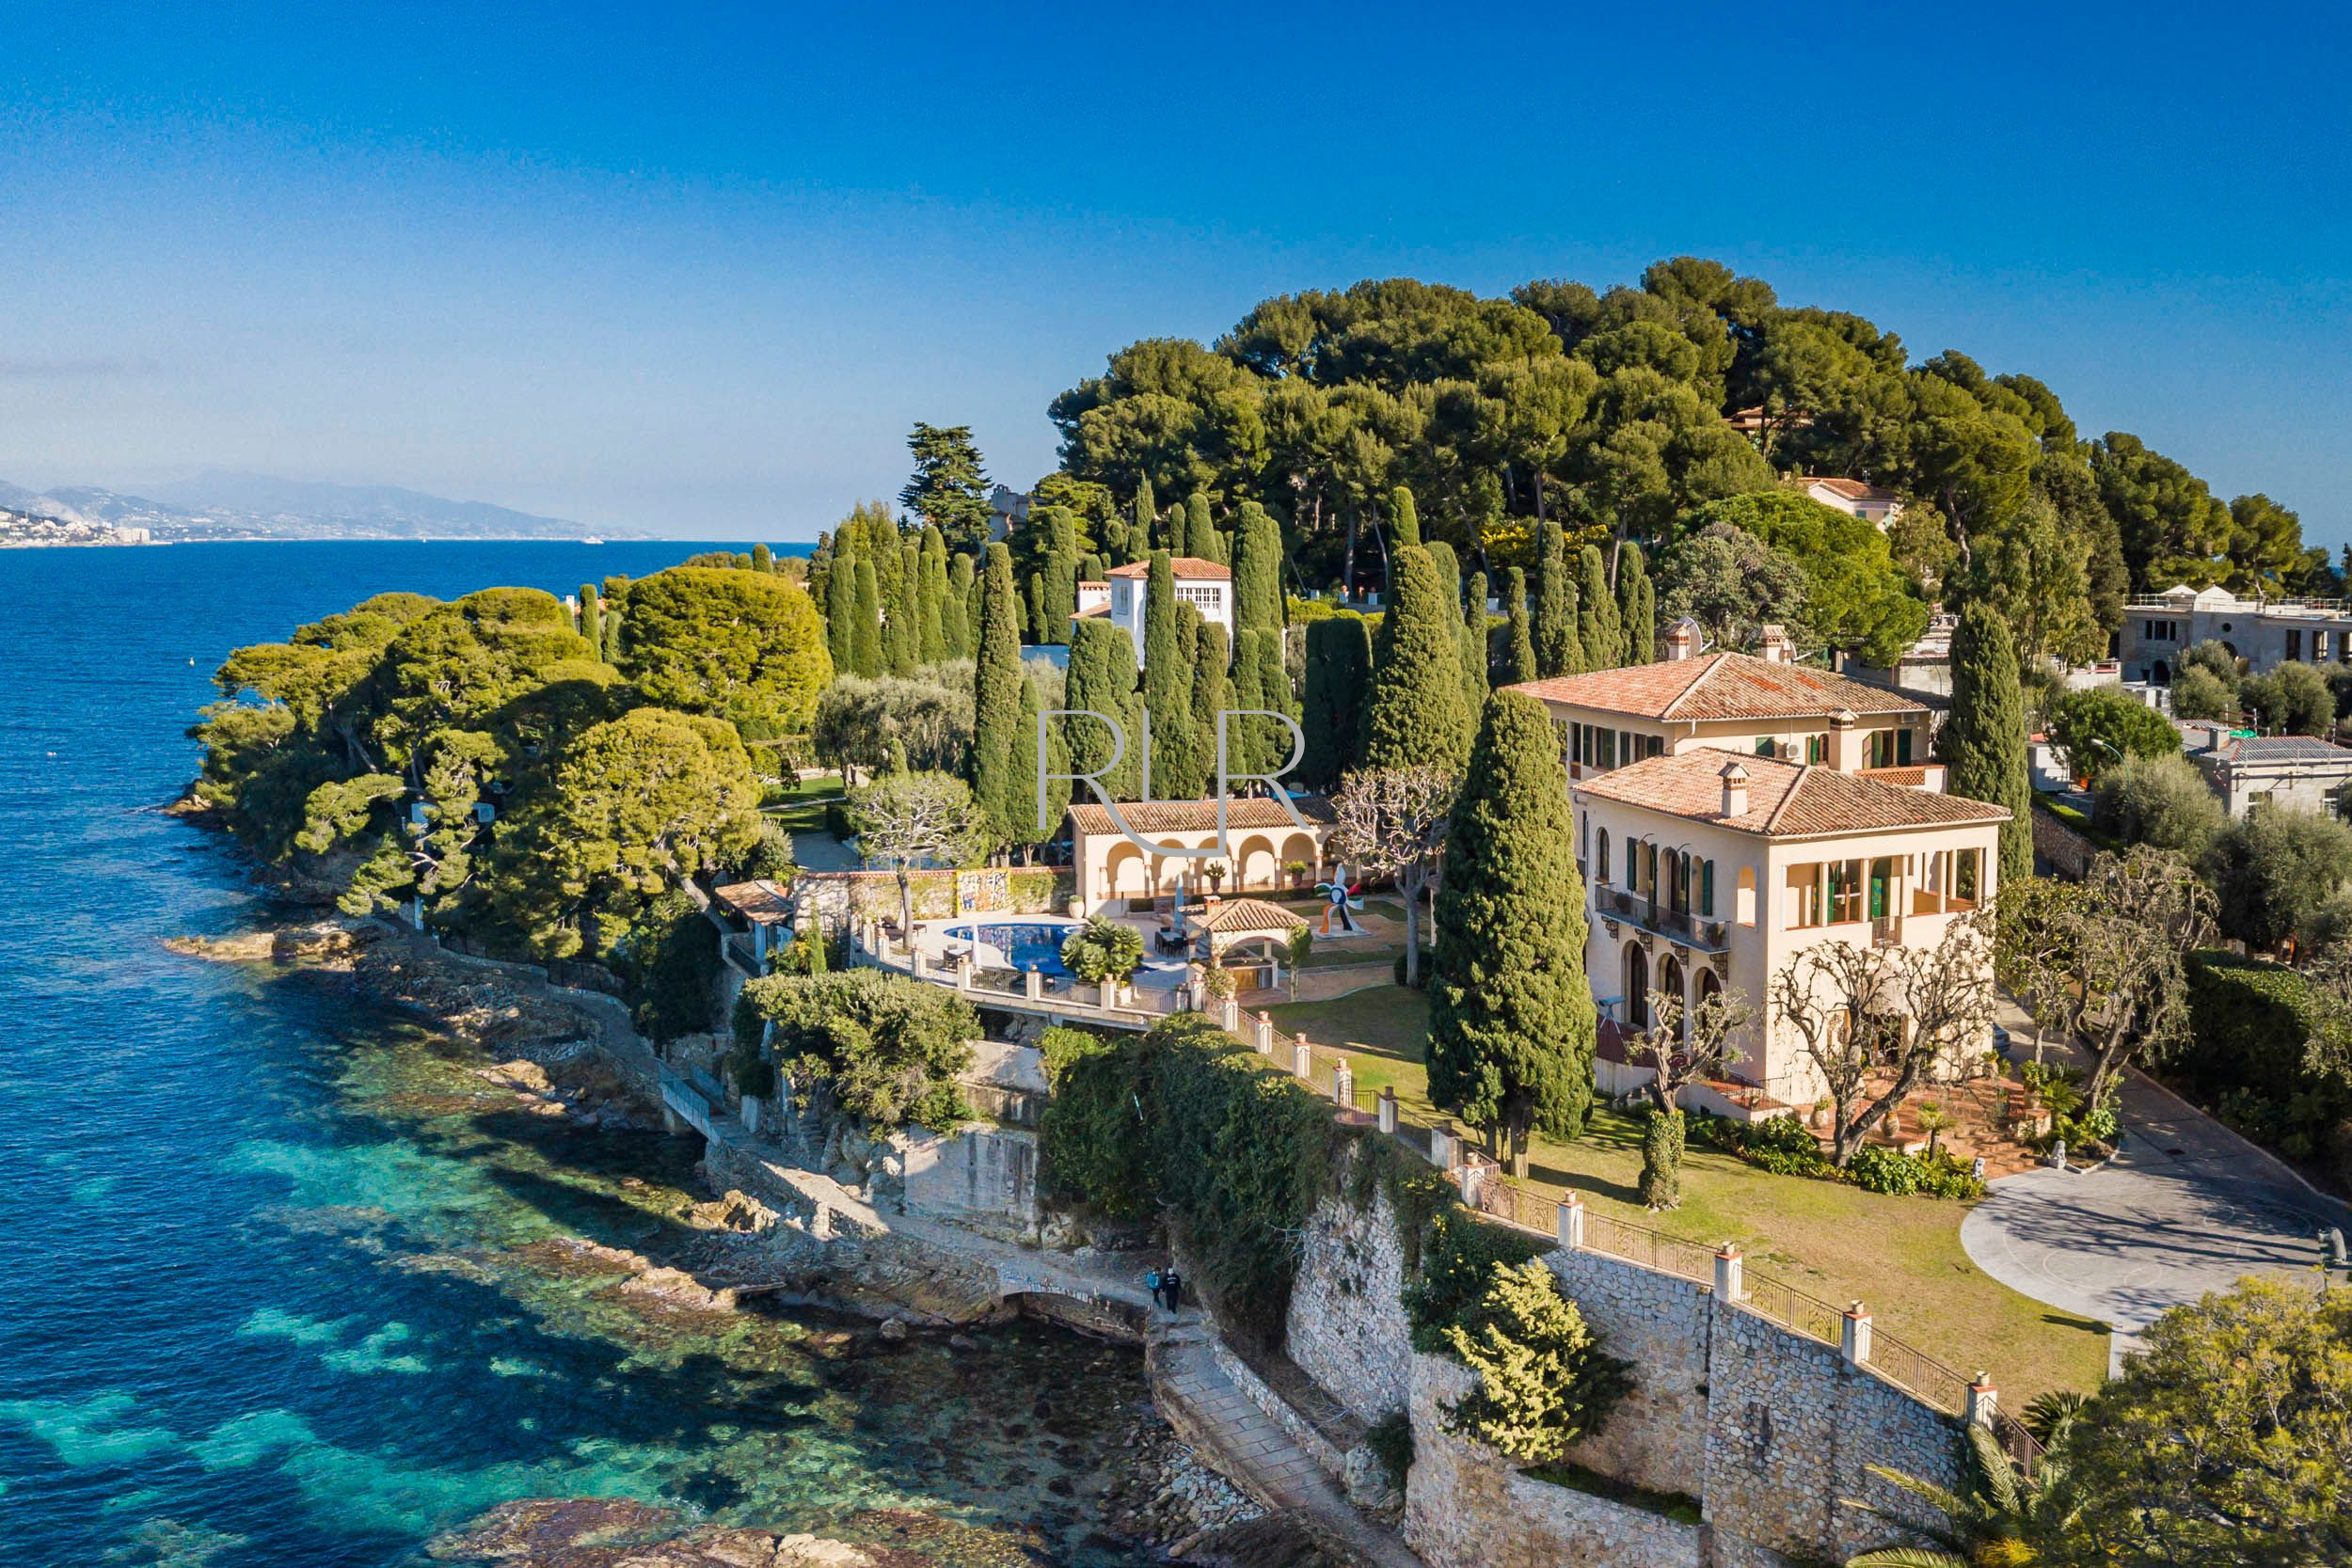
left=167, top=913, right=1357, bottom=1566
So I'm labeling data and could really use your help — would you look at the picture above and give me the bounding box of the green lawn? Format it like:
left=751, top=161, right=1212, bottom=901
left=765, top=773, right=846, bottom=832
left=1268, top=984, right=2110, bottom=1404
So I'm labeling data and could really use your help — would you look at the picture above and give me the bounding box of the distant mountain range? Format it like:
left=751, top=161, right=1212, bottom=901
left=0, top=471, right=628, bottom=542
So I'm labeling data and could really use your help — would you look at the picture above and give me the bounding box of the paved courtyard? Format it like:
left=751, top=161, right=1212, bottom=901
left=1961, top=1062, right=2348, bottom=1374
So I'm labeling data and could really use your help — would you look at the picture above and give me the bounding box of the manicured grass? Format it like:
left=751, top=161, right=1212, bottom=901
left=766, top=773, right=846, bottom=832
left=1268, top=984, right=2111, bottom=1403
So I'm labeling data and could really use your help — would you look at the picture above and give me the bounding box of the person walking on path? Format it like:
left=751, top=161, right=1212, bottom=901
left=1163, top=1268, right=1183, bottom=1310
left=1144, top=1267, right=1164, bottom=1309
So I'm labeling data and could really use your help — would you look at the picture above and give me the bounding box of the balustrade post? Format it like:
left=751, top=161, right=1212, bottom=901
left=1220, top=995, right=1239, bottom=1031
left=1291, top=1037, right=1313, bottom=1080
left=1713, top=1243, right=1744, bottom=1303
left=1556, top=1193, right=1586, bottom=1250
left=911, top=948, right=929, bottom=979
left=1841, top=1302, right=1874, bottom=1367
left=1376, top=1086, right=1398, bottom=1135
left=1025, top=968, right=1043, bottom=1002
left=1429, top=1122, right=1457, bottom=1172
left=1331, top=1058, right=1353, bottom=1107
left=957, top=955, right=974, bottom=992
left=1253, top=1012, right=1274, bottom=1054
left=1965, top=1373, right=1999, bottom=1429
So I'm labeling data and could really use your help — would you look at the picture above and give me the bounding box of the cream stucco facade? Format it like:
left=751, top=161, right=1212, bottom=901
left=1572, top=749, right=2004, bottom=1111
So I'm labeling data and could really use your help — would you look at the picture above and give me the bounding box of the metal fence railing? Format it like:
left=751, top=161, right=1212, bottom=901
left=1740, top=1274, right=1847, bottom=1349
left=1867, top=1330, right=1976, bottom=1418
left=1580, top=1210, right=1717, bottom=1284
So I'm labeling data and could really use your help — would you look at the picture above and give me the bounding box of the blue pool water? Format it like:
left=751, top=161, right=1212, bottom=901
left=943, top=921, right=1082, bottom=974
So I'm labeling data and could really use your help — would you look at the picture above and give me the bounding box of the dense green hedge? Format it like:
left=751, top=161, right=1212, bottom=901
left=2184, top=951, right=2352, bottom=1170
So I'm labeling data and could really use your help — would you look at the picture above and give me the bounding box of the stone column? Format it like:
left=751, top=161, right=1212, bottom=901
left=1376, top=1086, right=1398, bottom=1135
left=1557, top=1193, right=1585, bottom=1249
left=1220, top=995, right=1239, bottom=1031
left=1429, top=1123, right=1457, bottom=1171
left=1253, top=1012, right=1274, bottom=1054
left=1331, top=1059, right=1353, bottom=1107
left=1292, top=1037, right=1313, bottom=1080
left=1025, top=969, right=1043, bottom=1002
left=1713, top=1243, right=1744, bottom=1303
left=1841, top=1302, right=1874, bottom=1367
left=1965, top=1374, right=1999, bottom=1429
left=957, top=955, right=974, bottom=991
left=911, top=949, right=929, bottom=980
left=1457, top=1161, right=1481, bottom=1206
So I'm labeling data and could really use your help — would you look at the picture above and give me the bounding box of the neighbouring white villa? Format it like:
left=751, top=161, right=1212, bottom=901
left=1573, top=749, right=2009, bottom=1112
left=1087, top=556, right=1233, bottom=669
left=1506, top=619, right=1942, bottom=786
left=1066, top=797, right=1336, bottom=915
left=2179, top=721, right=2352, bottom=819
left=1801, top=476, right=1905, bottom=529
left=2120, top=583, right=2352, bottom=681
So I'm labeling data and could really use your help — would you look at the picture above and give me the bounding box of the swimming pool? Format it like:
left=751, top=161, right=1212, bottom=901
left=943, top=919, right=1083, bottom=975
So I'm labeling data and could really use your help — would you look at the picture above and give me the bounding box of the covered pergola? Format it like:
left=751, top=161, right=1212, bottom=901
left=1066, top=797, right=1336, bottom=916
left=1182, top=895, right=1309, bottom=973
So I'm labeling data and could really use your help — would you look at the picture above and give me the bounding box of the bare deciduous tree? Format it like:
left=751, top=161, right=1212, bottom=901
left=1624, top=983, right=1756, bottom=1115
left=1769, top=909, right=1998, bottom=1165
left=1328, top=763, right=1456, bottom=989
left=2058, top=847, right=2214, bottom=1113
left=850, top=770, right=986, bottom=939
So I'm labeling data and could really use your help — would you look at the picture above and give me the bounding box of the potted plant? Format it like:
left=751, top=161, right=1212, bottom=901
left=1283, top=859, right=1309, bottom=890
left=1204, top=859, right=1229, bottom=895
left=1810, top=1097, right=1832, bottom=1131
left=1060, top=917, right=1144, bottom=1004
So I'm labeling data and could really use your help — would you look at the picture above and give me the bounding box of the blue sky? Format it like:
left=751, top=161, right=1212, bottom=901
left=2, top=2, right=2347, bottom=543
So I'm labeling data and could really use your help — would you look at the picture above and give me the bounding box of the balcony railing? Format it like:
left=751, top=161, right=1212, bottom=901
left=1600, top=888, right=1729, bottom=953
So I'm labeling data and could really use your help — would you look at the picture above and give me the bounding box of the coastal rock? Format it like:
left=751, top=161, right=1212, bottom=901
left=428, top=1497, right=889, bottom=1567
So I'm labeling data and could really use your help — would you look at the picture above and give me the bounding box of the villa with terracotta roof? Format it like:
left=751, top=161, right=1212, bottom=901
left=1801, top=476, right=1905, bottom=529
left=1572, top=747, right=2008, bottom=1111
left=1082, top=555, right=1232, bottom=668
left=1065, top=796, right=1335, bottom=913
left=1505, top=618, right=1941, bottom=788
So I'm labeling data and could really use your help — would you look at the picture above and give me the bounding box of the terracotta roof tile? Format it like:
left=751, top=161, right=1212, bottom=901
left=712, top=879, right=794, bottom=923
left=1104, top=556, right=1231, bottom=580
left=1804, top=476, right=1900, bottom=503
left=1504, top=653, right=1927, bottom=723
left=1184, top=896, right=1308, bottom=934
left=1574, top=750, right=2008, bottom=837
left=1066, top=796, right=1335, bottom=837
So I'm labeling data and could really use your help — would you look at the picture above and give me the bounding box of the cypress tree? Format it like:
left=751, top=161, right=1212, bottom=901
left=944, top=552, right=974, bottom=659
left=850, top=558, right=883, bottom=676
left=1130, top=478, right=1156, bottom=566
left=1066, top=617, right=1144, bottom=800
left=1006, top=672, right=1072, bottom=859
left=883, top=540, right=919, bottom=674
left=1461, top=570, right=1492, bottom=715
left=601, top=603, right=626, bottom=665
left=1424, top=541, right=1464, bottom=640
left=1143, top=552, right=1200, bottom=799
left=1232, top=502, right=1285, bottom=638
left=1503, top=567, right=1537, bottom=686
left=752, top=542, right=774, bottom=574
left=1362, top=547, right=1473, bottom=772
left=1041, top=507, right=1080, bottom=642
left=1389, top=485, right=1421, bottom=549
left=1300, top=615, right=1373, bottom=789
left=1230, top=627, right=1296, bottom=780
left=970, top=544, right=1025, bottom=843
left=1577, top=545, right=1622, bottom=670
left=1429, top=689, right=1597, bottom=1164
left=1184, top=492, right=1215, bottom=559
left=579, top=582, right=602, bottom=650
left=1190, top=621, right=1232, bottom=793
left=1025, top=574, right=1048, bottom=646
left=1533, top=522, right=1580, bottom=676
left=825, top=536, right=859, bottom=672
left=962, top=562, right=982, bottom=657
left=917, top=526, right=950, bottom=666
left=1078, top=552, right=1104, bottom=585
left=1617, top=543, right=1655, bottom=665
left=1943, top=600, right=2034, bottom=891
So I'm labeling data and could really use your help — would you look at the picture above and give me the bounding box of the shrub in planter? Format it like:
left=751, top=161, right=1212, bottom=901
left=1392, top=948, right=1438, bottom=990
left=1721, top=1113, right=1832, bottom=1177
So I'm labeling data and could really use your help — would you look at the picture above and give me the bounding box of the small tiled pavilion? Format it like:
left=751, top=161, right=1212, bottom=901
left=1066, top=797, right=1337, bottom=915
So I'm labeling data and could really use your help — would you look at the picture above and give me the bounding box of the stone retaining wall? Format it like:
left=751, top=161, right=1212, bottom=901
left=1406, top=1354, right=1704, bottom=1568
left=1285, top=1180, right=1414, bottom=1424
left=1281, top=1185, right=1964, bottom=1567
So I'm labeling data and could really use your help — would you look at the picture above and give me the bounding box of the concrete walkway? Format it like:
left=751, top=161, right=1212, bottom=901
left=788, top=830, right=863, bottom=874
left=1962, top=1022, right=2348, bottom=1374
left=1149, top=1319, right=1422, bottom=1568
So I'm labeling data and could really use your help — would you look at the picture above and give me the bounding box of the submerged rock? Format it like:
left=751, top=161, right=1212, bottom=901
left=429, top=1497, right=891, bottom=1567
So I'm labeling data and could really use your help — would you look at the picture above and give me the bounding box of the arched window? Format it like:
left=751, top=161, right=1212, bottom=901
left=1597, top=829, right=1611, bottom=886
left=1625, top=942, right=1650, bottom=1029
left=1696, top=967, right=1723, bottom=1010
left=1660, top=955, right=1686, bottom=1036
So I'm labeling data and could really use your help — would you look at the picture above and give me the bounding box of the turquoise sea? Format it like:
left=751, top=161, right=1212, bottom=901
left=0, top=543, right=1147, bottom=1567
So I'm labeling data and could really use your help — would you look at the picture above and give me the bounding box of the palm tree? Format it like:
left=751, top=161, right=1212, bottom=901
left=1844, top=1421, right=2073, bottom=1567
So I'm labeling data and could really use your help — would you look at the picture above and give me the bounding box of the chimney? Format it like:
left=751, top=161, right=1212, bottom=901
left=1663, top=617, right=1701, bottom=662
left=1722, top=761, right=1750, bottom=818
left=1758, top=625, right=1792, bottom=663
left=1828, top=707, right=1863, bottom=773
